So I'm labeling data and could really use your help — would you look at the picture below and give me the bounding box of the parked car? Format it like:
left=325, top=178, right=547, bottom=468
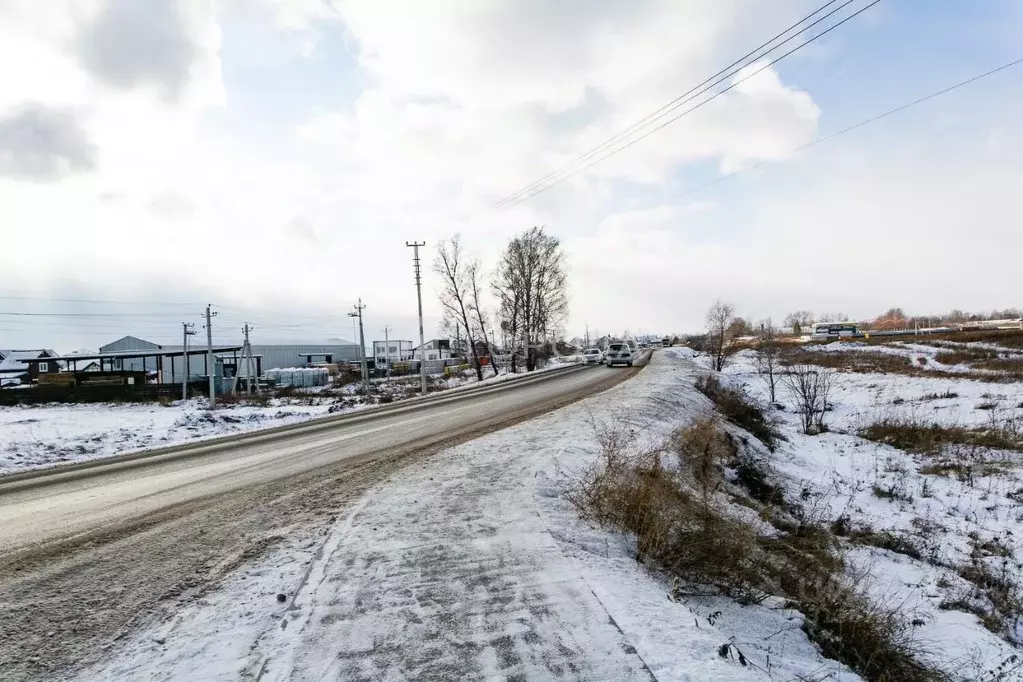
left=582, top=348, right=603, bottom=365
left=605, top=342, right=633, bottom=367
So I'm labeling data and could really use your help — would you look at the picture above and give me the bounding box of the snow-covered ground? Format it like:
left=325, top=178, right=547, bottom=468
left=0, top=396, right=359, bottom=475
left=701, top=343, right=1023, bottom=678
left=0, top=360, right=587, bottom=476
left=79, top=351, right=864, bottom=682
left=801, top=338, right=1023, bottom=379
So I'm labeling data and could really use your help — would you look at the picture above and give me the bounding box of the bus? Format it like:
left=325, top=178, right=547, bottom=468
left=811, top=322, right=858, bottom=340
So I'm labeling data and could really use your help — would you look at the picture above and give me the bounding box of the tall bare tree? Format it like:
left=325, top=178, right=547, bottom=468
left=467, top=258, right=499, bottom=377
left=434, top=236, right=484, bottom=381
left=756, top=318, right=780, bottom=403
left=706, top=300, right=738, bottom=372
left=494, top=226, right=568, bottom=372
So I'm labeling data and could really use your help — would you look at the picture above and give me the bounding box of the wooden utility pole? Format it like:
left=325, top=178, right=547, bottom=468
left=406, top=241, right=427, bottom=396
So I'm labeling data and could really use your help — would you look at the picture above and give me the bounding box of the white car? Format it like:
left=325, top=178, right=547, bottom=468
left=582, top=348, right=603, bottom=364
left=604, top=342, right=634, bottom=367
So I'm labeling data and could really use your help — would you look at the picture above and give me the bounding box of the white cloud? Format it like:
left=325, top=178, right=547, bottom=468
left=1, top=0, right=1018, bottom=351
left=0, top=104, right=97, bottom=179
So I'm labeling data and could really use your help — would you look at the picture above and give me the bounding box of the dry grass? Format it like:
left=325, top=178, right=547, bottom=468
left=569, top=417, right=947, bottom=682
left=953, top=556, right=1023, bottom=641
left=782, top=348, right=918, bottom=376
left=694, top=374, right=782, bottom=449
left=877, top=329, right=1023, bottom=349
left=781, top=342, right=1023, bottom=382
left=843, top=527, right=925, bottom=560
left=859, top=417, right=1023, bottom=456
left=934, top=349, right=999, bottom=365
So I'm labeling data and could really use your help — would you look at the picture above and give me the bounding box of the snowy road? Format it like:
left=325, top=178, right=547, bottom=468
left=0, top=365, right=612, bottom=557
left=0, top=361, right=646, bottom=680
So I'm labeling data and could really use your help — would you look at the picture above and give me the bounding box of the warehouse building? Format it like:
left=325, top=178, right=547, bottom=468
left=98, top=335, right=361, bottom=383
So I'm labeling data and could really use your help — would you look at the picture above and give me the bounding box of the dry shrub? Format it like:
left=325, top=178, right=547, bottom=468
left=570, top=417, right=945, bottom=682
left=782, top=364, right=834, bottom=435
left=694, top=374, right=782, bottom=449
left=920, top=390, right=959, bottom=401
left=795, top=570, right=944, bottom=682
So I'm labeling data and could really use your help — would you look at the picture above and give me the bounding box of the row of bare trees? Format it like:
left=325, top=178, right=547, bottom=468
left=434, top=227, right=568, bottom=378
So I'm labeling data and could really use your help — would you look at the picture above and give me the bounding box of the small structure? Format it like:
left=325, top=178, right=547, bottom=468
left=412, top=339, right=452, bottom=362
left=7, top=346, right=242, bottom=404
left=373, top=339, right=414, bottom=368
left=0, top=349, right=61, bottom=387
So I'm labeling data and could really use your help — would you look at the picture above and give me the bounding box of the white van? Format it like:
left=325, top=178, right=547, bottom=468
left=605, top=343, right=634, bottom=367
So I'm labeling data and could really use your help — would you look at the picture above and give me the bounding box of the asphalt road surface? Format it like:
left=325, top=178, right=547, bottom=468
left=0, top=359, right=645, bottom=680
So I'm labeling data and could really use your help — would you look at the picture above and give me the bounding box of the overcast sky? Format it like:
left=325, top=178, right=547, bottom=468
left=1, top=0, right=1020, bottom=352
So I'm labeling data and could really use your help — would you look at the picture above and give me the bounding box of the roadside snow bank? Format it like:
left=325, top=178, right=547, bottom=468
left=0, top=398, right=349, bottom=475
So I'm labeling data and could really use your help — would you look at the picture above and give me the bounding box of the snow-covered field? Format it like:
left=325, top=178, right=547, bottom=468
left=0, top=397, right=352, bottom=475
left=702, top=342, right=1023, bottom=678
left=82, top=351, right=876, bottom=682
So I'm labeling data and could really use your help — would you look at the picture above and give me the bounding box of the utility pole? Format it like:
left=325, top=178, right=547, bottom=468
left=382, top=326, right=392, bottom=378
left=348, top=299, right=369, bottom=394
left=243, top=323, right=253, bottom=395
left=406, top=241, right=427, bottom=396
left=182, top=322, right=196, bottom=401
left=205, top=304, right=217, bottom=409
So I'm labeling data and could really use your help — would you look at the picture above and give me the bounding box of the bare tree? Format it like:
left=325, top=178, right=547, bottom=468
left=783, top=310, right=814, bottom=336
left=705, top=300, right=738, bottom=372
left=782, top=364, right=833, bottom=435
left=755, top=318, right=780, bottom=403
left=467, top=258, right=499, bottom=377
left=434, top=236, right=484, bottom=381
left=494, top=226, right=568, bottom=372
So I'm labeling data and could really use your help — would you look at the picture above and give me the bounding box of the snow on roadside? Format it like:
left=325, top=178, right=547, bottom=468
left=79, top=351, right=858, bottom=682
left=0, top=397, right=358, bottom=475
left=702, top=346, right=1023, bottom=678
left=0, top=362, right=586, bottom=476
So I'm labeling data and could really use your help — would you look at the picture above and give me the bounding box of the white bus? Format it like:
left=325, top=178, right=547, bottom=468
left=811, top=322, right=858, bottom=340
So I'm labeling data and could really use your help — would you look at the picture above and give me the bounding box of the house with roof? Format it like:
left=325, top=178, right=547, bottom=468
left=0, top=349, right=61, bottom=387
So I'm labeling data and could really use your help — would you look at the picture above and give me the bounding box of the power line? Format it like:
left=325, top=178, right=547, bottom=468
left=0, top=311, right=182, bottom=318
left=676, top=56, right=1023, bottom=198
left=491, top=0, right=852, bottom=209
left=0, top=294, right=202, bottom=307
left=496, top=0, right=881, bottom=210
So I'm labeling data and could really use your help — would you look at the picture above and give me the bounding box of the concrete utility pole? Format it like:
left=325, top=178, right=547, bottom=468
left=406, top=241, right=427, bottom=396
left=349, top=300, right=369, bottom=395
left=382, top=325, right=392, bottom=378
left=243, top=323, right=253, bottom=395
left=182, top=322, right=196, bottom=401
left=205, top=304, right=217, bottom=409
